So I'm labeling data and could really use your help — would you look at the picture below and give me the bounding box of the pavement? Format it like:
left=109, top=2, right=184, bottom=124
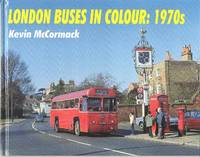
left=0, top=119, right=25, bottom=129
left=118, top=122, right=200, bottom=148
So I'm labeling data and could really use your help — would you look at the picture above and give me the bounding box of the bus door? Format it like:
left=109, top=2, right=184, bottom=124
left=79, top=98, right=89, bottom=132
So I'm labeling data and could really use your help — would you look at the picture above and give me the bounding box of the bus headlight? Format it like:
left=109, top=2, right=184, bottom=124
left=111, top=120, right=114, bottom=123
left=91, top=120, right=96, bottom=124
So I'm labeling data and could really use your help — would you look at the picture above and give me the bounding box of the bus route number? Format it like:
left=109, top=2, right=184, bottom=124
left=96, top=89, right=108, bottom=95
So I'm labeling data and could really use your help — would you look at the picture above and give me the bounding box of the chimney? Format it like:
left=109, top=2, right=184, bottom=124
left=165, top=51, right=173, bottom=61
left=181, top=44, right=193, bottom=61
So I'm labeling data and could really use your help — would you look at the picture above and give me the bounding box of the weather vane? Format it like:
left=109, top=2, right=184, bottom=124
left=140, top=28, right=147, bottom=37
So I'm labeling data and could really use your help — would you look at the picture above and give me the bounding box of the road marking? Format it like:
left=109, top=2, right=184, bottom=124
left=66, top=139, right=91, bottom=146
left=48, top=134, right=62, bottom=139
left=103, top=147, right=137, bottom=156
left=32, top=121, right=137, bottom=156
left=32, top=121, right=36, bottom=130
left=32, top=121, right=91, bottom=146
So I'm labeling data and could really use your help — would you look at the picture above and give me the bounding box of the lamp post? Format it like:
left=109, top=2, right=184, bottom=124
left=133, top=28, right=154, bottom=132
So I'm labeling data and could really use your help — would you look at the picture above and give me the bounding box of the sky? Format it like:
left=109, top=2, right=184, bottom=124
left=8, top=0, right=200, bottom=91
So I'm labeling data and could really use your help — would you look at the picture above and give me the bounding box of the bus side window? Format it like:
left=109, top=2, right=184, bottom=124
left=75, top=98, right=79, bottom=108
left=61, top=102, right=65, bottom=109
left=70, top=100, right=74, bottom=108
left=64, top=100, right=69, bottom=108
left=59, top=102, right=64, bottom=109
left=82, top=98, right=87, bottom=112
left=57, top=102, right=62, bottom=109
left=52, top=102, right=57, bottom=109
left=79, top=99, right=82, bottom=111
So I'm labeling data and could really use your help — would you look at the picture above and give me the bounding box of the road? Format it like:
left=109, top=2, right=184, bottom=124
left=1, top=117, right=199, bottom=156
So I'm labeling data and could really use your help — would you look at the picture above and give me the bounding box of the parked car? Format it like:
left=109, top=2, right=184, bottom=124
left=185, top=110, right=200, bottom=131
left=169, top=117, right=178, bottom=125
left=35, top=114, right=44, bottom=122
left=135, top=116, right=178, bottom=129
left=135, top=117, right=144, bottom=129
left=169, top=117, right=178, bottom=130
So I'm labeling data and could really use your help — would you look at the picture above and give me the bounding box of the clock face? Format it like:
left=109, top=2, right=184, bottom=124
left=138, top=52, right=150, bottom=64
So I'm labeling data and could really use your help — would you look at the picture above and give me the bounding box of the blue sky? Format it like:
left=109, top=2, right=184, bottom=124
left=8, top=0, right=200, bottom=91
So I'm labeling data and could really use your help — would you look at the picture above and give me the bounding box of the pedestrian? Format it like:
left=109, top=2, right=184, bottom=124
left=129, top=112, right=135, bottom=135
left=145, top=111, right=153, bottom=137
left=155, top=108, right=159, bottom=136
left=156, top=107, right=166, bottom=139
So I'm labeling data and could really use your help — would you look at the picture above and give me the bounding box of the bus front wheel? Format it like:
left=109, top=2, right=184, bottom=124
left=54, top=119, right=60, bottom=132
left=74, top=120, right=80, bottom=136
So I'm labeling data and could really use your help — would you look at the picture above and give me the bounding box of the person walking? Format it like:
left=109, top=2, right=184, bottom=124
left=145, top=111, right=153, bottom=137
left=129, top=112, right=135, bottom=135
left=157, top=107, right=166, bottom=139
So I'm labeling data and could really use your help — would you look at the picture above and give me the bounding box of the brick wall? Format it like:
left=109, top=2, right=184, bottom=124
left=170, top=94, right=200, bottom=116
left=149, top=61, right=200, bottom=105
left=149, top=61, right=167, bottom=95
left=118, top=104, right=142, bottom=122
left=167, top=61, right=200, bottom=104
left=193, top=94, right=200, bottom=106
left=118, top=96, right=200, bottom=118
left=118, top=93, right=200, bottom=119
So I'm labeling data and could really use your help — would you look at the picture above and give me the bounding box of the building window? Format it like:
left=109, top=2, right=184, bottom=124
left=149, top=74, right=152, bottom=79
left=156, top=68, right=160, bottom=77
left=149, top=85, right=153, bottom=95
left=156, top=84, right=161, bottom=94
left=162, top=89, right=166, bottom=95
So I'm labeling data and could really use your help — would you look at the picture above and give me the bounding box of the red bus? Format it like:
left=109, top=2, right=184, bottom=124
left=50, top=87, right=118, bottom=135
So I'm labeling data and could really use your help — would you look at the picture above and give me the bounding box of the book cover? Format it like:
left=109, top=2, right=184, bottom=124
left=1, top=0, right=200, bottom=156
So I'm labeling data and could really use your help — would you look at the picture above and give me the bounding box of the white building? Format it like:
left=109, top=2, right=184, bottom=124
left=40, top=100, right=51, bottom=117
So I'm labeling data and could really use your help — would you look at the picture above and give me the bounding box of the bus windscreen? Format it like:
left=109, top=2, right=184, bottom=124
left=103, top=98, right=117, bottom=112
left=87, top=98, right=101, bottom=112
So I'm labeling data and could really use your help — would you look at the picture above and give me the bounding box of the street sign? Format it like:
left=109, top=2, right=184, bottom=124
left=137, top=93, right=143, bottom=99
left=137, top=87, right=143, bottom=93
left=143, top=83, right=149, bottom=90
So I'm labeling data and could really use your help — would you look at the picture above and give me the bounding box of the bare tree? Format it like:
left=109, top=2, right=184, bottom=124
left=78, top=73, right=119, bottom=90
left=1, top=54, right=6, bottom=118
left=1, top=50, right=35, bottom=118
left=8, top=51, right=34, bottom=94
left=53, top=78, right=65, bottom=96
